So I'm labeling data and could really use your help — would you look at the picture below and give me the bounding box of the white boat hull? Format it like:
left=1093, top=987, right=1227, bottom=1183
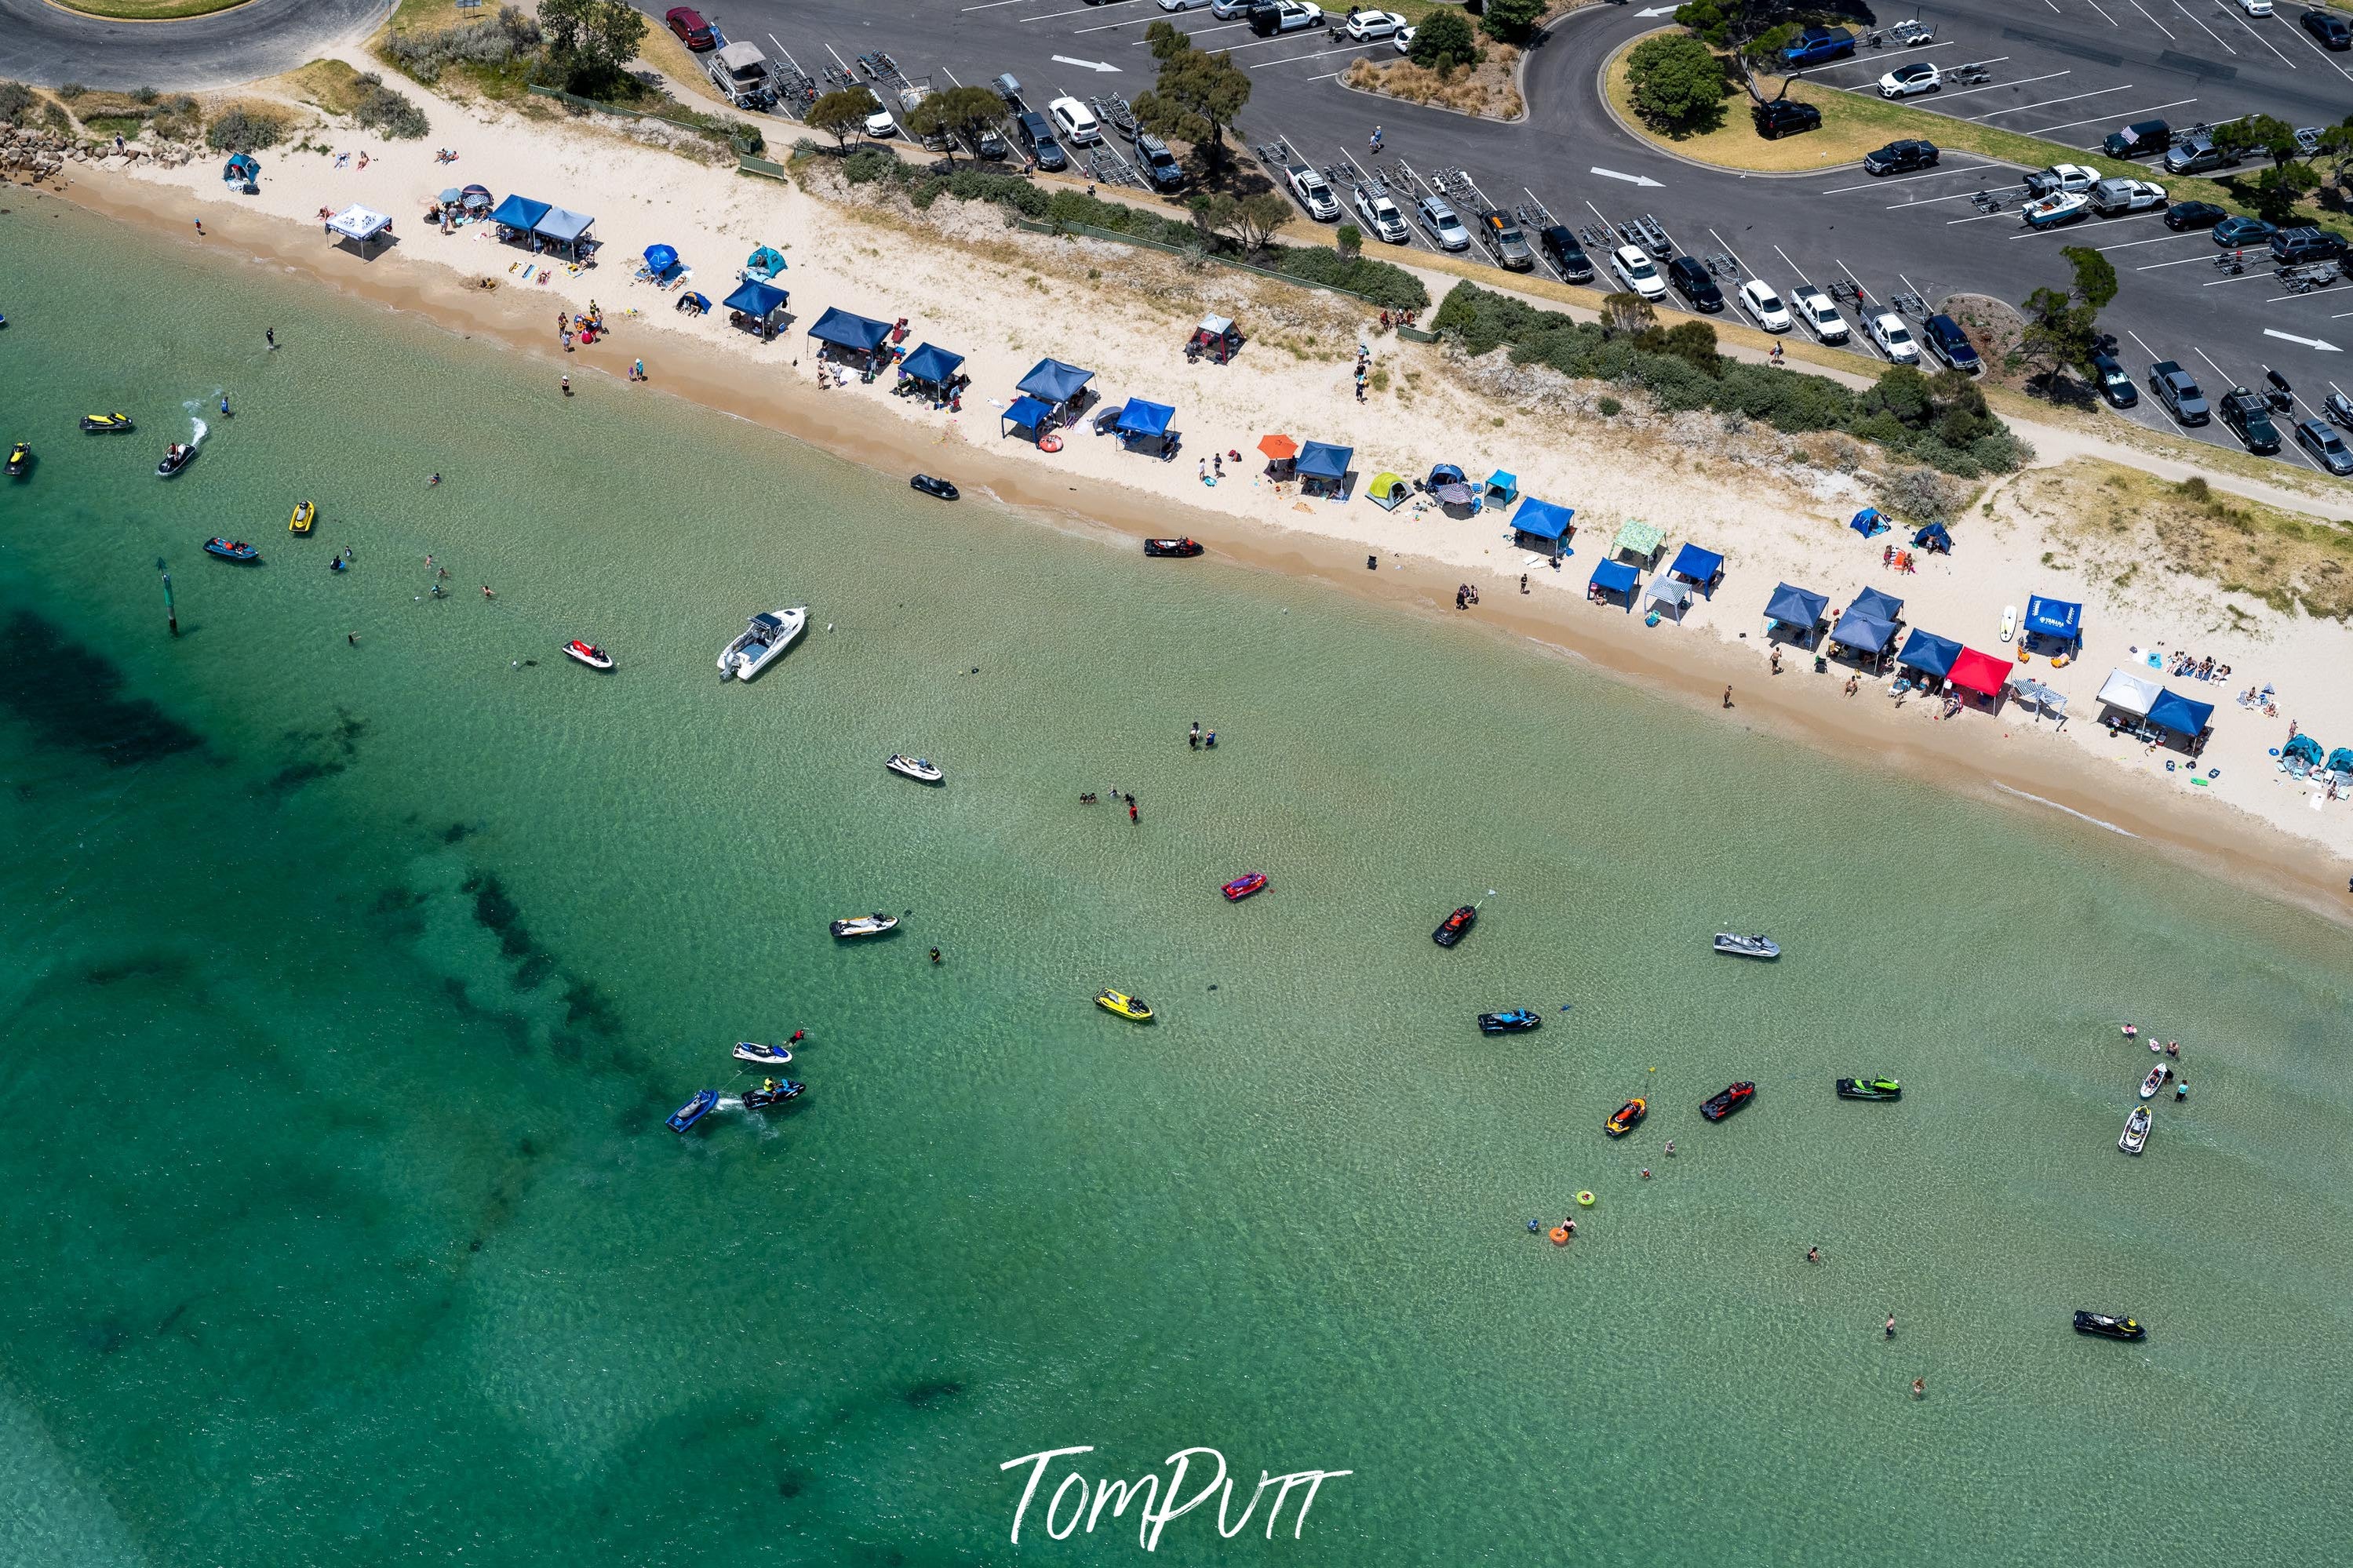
left=719, top=606, right=808, bottom=681
left=887, top=755, right=944, bottom=783
left=733, top=1042, right=792, bottom=1065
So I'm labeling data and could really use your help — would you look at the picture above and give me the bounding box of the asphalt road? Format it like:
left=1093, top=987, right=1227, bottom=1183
left=0, top=0, right=395, bottom=93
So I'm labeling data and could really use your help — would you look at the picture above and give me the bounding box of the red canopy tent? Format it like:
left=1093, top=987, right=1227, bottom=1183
left=1947, top=646, right=2010, bottom=699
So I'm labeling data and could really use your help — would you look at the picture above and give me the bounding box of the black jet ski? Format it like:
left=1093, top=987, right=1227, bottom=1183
left=1477, top=1009, right=1541, bottom=1035
left=1433, top=905, right=1477, bottom=948
left=910, top=474, right=959, bottom=500
left=202, top=537, right=260, bottom=563
left=1143, top=537, right=1204, bottom=558
left=157, top=443, right=197, bottom=478
left=81, top=413, right=135, bottom=434
left=5, top=441, right=28, bottom=478
left=2073, top=1311, right=2145, bottom=1341
left=1835, top=1077, right=1901, bottom=1101
left=1699, top=1081, right=1756, bottom=1122
left=741, top=1078, right=804, bottom=1111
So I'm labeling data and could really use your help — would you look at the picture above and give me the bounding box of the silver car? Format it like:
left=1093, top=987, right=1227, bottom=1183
left=1415, top=195, right=1470, bottom=251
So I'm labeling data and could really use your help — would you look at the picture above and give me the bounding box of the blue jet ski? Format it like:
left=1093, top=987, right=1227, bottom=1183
left=666, top=1089, right=719, bottom=1133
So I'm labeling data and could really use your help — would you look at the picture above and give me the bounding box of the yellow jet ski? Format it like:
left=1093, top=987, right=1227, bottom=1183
left=5, top=442, right=28, bottom=478
left=81, top=413, right=135, bottom=434
left=1095, top=989, right=1153, bottom=1022
left=290, top=500, right=316, bottom=534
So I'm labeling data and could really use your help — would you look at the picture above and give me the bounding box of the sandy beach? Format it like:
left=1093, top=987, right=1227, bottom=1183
left=29, top=49, right=2353, bottom=912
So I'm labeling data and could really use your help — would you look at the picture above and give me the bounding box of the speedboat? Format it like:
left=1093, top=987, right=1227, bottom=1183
left=80, top=413, right=134, bottom=434
left=563, top=639, right=615, bottom=671
left=1835, top=1076, right=1901, bottom=1101
left=733, top=1041, right=793, bottom=1066
left=666, top=1089, right=719, bottom=1133
left=2139, top=1063, right=2169, bottom=1100
left=1221, top=871, right=1268, bottom=902
left=1433, top=905, right=1477, bottom=947
left=2022, top=191, right=2090, bottom=230
left=2120, top=1105, right=2151, bottom=1155
left=1714, top=933, right=1779, bottom=959
left=1096, top=988, right=1154, bottom=1021
left=741, top=1078, right=804, bottom=1111
left=1143, top=537, right=1204, bottom=558
left=202, top=538, right=260, bottom=563
left=910, top=474, right=959, bottom=500
left=716, top=606, right=807, bottom=681
left=5, top=441, right=27, bottom=477
left=289, top=500, right=315, bottom=534
left=887, top=755, right=944, bottom=783
left=1477, top=1008, right=1541, bottom=1035
left=2073, top=1310, right=2145, bottom=1341
left=157, top=443, right=197, bottom=478
left=830, top=913, right=898, bottom=939
left=1605, top=1097, right=1647, bottom=1137
left=1699, top=1081, right=1756, bottom=1122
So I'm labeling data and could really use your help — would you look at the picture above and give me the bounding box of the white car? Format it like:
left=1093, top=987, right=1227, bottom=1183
left=1210, top=0, right=1255, bottom=13
left=1415, top=194, right=1470, bottom=250
left=1868, top=311, right=1920, bottom=364
left=1394, top=24, right=1415, bottom=53
left=1790, top=286, right=1848, bottom=344
left=1048, top=96, right=1102, bottom=146
left=1157, top=0, right=1211, bottom=9
left=2234, top=0, right=2271, bottom=14
left=1353, top=186, right=1410, bottom=244
left=1611, top=243, right=1667, bottom=300
left=1878, top=61, right=1941, bottom=98
left=1345, top=8, right=1404, bottom=40
left=1737, top=279, right=1792, bottom=333
left=862, top=92, right=897, bottom=138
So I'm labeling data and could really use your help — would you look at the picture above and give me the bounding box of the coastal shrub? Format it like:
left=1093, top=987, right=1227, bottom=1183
left=384, top=7, right=541, bottom=86
left=1597, top=395, right=1622, bottom=417
left=205, top=106, right=289, bottom=152
left=0, top=81, right=35, bottom=128
left=55, top=82, right=86, bottom=101
left=1408, top=9, right=1481, bottom=72
left=1271, top=247, right=1429, bottom=311
left=351, top=74, right=429, bottom=140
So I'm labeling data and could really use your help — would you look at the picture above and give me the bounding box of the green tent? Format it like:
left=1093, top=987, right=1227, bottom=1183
left=1612, top=518, right=1666, bottom=565
left=1368, top=472, right=1409, bottom=511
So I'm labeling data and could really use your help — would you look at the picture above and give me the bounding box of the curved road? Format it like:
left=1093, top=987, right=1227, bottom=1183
left=0, top=0, right=394, bottom=92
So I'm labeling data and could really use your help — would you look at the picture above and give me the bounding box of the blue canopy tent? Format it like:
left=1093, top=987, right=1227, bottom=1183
left=1482, top=469, right=1519, bottom=508
left=1912, top=522, right=1951, bottom=554
left=222, top=153, right=259, bottom=192
left=2326, top=745, right=2353, bottom=776
left=2146, top=689, right=2215, bottom=749
left=2283, top=733, right=2324, bottom=766
left=744, top=245, right=787, bottom=278
left=1000, top=395, right=1056, bottom=442
left=810, top=306, right=895, bottom=367
left=1849, top=586, right=1905, bottom=624
left=533, top=206, right=595, bottom=260
left=1426, top=463, right=1466, bottom=489
left=489, top=194, right=551, bottom=235
left=1589, top=558, right=1640, bottom=613
left=1764, top=582, right=1830, bottom=645
left=721, top=278, right=790, bottom=335
left=1850, top=507, right=1889, bottom=538
left=1113, top=398, right=1178, bottom=456
left=1510, top=497, right=1576, bottom=555
left=1895, top=629, right=1961, bottom=681
left=2023, top=595, right=2083, bottom=650
left=1667, top=542, right=1723, bottom=595
left=1295, top=441, right=1353, bottom=497
left=1016, top=358, right=1095, bottom=420
left=898, top=343, right=965, bottom=394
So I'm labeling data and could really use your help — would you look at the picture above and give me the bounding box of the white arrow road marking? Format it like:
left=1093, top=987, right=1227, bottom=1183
left=1050, top=55, right=1122, bottom=72
left=1590, top=166, right=1663, bottom=187
left=2266, top=329, right=2341, bottom=352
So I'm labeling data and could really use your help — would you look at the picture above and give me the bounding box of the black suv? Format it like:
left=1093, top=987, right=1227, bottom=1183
left=2088, top=351, right=2138, bottom=409
left=2163, top=201, right=2226, bottom=232
left=1135, top=133, right=1185, bottom=193
left=1537, top=224, right=1594, bottom=282
left=2271, top=227, right=2346, bottom=266
left=2303, top=7, right=2353, bottom=48
left=1666, top=256, right=1725, bottom=311
left=1752, top=99, right=1821, bottom=140
left=2101, top=119, right=2170, bottom=159
left=1863, top=139, right=1938, bottom=176
left=2220, top=387, right=2282, bottom=453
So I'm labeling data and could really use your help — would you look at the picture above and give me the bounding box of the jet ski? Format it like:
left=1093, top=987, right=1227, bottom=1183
left=666, top=1089, right=719, bottom=1133
left=1605, top=1097, right=1647, bottom=1137
left=1713, top=933, right=1779, bottom=959
left=1433, top=905, right=1477, bottom=948
left=202, top=538, right=260, bottom=563
left=1221, top=871, right=1268, bottom=902
left=909, top=474, right=959, bottom=500
left=1143, top=537, right=1204, bottom=558
left=733, top=1041, right=793, bottom=1066
left=1699, top=1081, right=1756, bottom=1122
left=1095, top=988, right=1153, bottom=1021
left=156, top=442, right=198, bottom=478
left=2139, top=1063, right=2169, bottom=1100
left=741, top=1078, right=804, bottom=1111
left=2073, top=1310, right=2145, bottom=1341
left=289, top=500, right=315, bottom=534
left=563, top=639, right=615, bottom=671
left=81, top=413, right=135, bottom=434
left=2119, top=1105, right=2151, bottom=1155
left=829, top=912, right=898, bottom=939
left=5, top=441, right=28, bottom=478
left=1835, top=1076, right=1901, bottom=1101
left=886, top=755, right=944, bottom=783
left=1477, top=1008, right=1541, bottom=1035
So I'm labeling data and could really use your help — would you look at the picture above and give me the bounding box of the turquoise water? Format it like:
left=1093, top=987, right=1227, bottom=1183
left=2, top=197, right=2351, bottom=1566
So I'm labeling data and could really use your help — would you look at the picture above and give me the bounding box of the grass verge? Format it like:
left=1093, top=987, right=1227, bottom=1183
left=51, top=0, right=246, bottom=16
left=278, top=60, right=370, bottom=117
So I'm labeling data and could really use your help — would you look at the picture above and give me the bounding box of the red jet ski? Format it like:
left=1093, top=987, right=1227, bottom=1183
left=563, top=639, right=615, bottom=671
left=1699, top=1082, right=1756, bottom=1122
left=1143, top=537, right=1204, bottom=558
left=1222, top=871, right=1268, bottom=902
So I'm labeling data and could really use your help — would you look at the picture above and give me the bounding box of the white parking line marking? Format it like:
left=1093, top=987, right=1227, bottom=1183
left=1029, top=0, right=1142, bottom=19
left=1133, top=20, right=1251, bottom=45
left=2221, top=5, right=2297, bottom=67
left=1773, top=244, right=1814, bottom=285
left=2139, top=253, right=2216, bottom=269
left=2127, top=329, right=2162, bottom=361
left=963, top=0, right=1044, bottom=11
left=2171, top=0, right=2235, bottom=52
left=2097, top=231, right=2198, bottom=252
left=2085, top=0, right=2121, bottom=21
left=2202, top=269, right=2278, bottom=286
left=1967, top=84, right=2133, bottom=119
left=825, top=42, right=851, bottom=71
left=1946, top=208, right=2020, bottom=224
left=2031, top=97, right=2200, bottom=138
left=2127, top=0, right=2178, bottom=39
left=1249, top=42, right=1370, bottom=70
left=1073, top=17, right=1143, bottom=32
left=1823, top=163, right=2005, bottom=197
left=1706, top=226, right=1750, bottom=275
left=1931, top=69, right=2076, bottom=100
left=2289, top=16, right=2353, bottom=78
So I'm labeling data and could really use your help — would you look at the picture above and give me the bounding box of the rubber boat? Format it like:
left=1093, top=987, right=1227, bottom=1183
left=716, top=606, right=808, bottom=681
left=666, top=1089, right=719, bottom=1133
left=2119, top=1105, right=2151, bottom=1155
left=909, top=474, right=959, bottom=500
left=2139, top=1063, right=2169, bottom=1100
left=733, top=1041, right=793, bottom=1066
left=202, top=537, right=260, bottom=563
left=563, top=639, right=615, bottom=671
left=1835, top=1076, right=1901, bottom=1101
left=741, top=1078, right=804, bottom=1111
left=5, top=441, right=27, bottom=477
left=1713, top=933, right=1779, bottom=959
left=1096, top=988, right=1153, bottom=1021
left=289, top=500, right=315, bottom=534
left=156, top=443, right=197, bottom=478
left=2073, top=1310, right=2145, bottom=1341
left=1605, top=1097, right=1647, bottom=1137
left=829, top=913, right=898, bottom=939
left=1221, top=871, right=1268, bottom=902
left=1699, top=1081, right=1757, bottom=1122
left=886, top=755, right=944, bottom=783
left=1143, top=537, right=1204, bottom=558
left=80, top=413, right=134, bottom=434
left=1433, top=905, right=1477, bottom=947
left=2022, top=191, right=2090, bottom=230
left=1477, top=1008, right=1541, bottom=1035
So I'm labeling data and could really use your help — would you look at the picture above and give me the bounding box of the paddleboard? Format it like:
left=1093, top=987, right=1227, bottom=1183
left=1999, top=606, right=2017, bottom=643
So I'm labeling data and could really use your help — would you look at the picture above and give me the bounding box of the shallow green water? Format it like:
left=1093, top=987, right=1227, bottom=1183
left=2, top=197, right=2349, bottom=1566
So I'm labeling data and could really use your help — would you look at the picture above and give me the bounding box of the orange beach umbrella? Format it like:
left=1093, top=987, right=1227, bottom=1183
left=1257, top=433, right=1299, bottom=460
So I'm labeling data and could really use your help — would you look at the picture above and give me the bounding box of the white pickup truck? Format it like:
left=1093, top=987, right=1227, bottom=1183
left=2089, top=177, right=2167, bottom=216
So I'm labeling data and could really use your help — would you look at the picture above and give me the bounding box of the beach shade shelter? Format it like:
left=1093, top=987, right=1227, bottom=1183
left=2023, top=595, right=2083, bottom=653
left=439, top=186, right=463, bottom=207
left=2284, top=733, right=2325, bottom=766
left=1189, top=314, right=1243, bottom=364
left=2146, top=689, right=2216, bottom=751
left=1433, top=482, right=1479, bottom=518
left=721, top=278, right=791, bottom=336
left=1367, top=472, right=1411, bottom=511
left=1510, top=497, right=1576, bottom=555
left=810, top=306, right=895, bottom=367
left=1912, top=522, right=1952, bottom=554
left=2326, top=744, right=2353, bottom=775
left=1947, top=646, right=2012, bottom=702
left=222, top=153, right=259, bottom=191
left=642, top=243, right=684, bottom=284
left=488, top=194, right=551, bottom=240
left=1426, top=463, right=1466, bottom=490
left=1612, top=518, right=1667, bottom=568
left=325, top=205, right=393, bottom=259
left=1829, top=608, right=1900, bottom=664
left=1295, top=441, right=1354, bottom=498
left=533, top=206, right=596, bottom=260
left=1589, top=558, right=1641, bottom=613
left=2095, top=668, right=2162, bottom=720
left=1482, top=469, right=1519, bottom=508
left=2009, top=673, right=2069, bottom=715
left=1667, top=543, right=1725, bottom=598
left=1850, top=507, right=1890, bottom=538
left=1000, top=395, right=1056, bottom=442
left=1016, top=358, right=1096, bottom=421
left=1895, top=629, right=1961, bottom=683
left=1113, top=398, right=1178, bottom=457
left=459, top=184, right=492, bottom=212
left=1849, top=586, right=1906, bottom=624
left=898, top=343, right=965, bottom=398
left=1763, top=582, right=1830, bottom=646
left=744, top=245, right=787, bottom=279
left=1645, top=575, right=1692, bottom=621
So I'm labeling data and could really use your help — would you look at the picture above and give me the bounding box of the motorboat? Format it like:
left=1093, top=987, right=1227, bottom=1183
left=1433, top=905, right=1477, bottom=947
left=909, top=474, right=959, bottom=500
left=1143, top=537, right=1204, bottom=558
left=829, top=912, right=898, bottom=939
left=741, top=1078, right=804, bottom=1111
left=1699, top=1081, right=1756, bottom=1122
left=5, top=441, right=27, bottom=477
left=2073, top=1310, right=2145, bottom=1341
left=202, top=538, right=260, bottom=563
left=1477, top=1008, right=1541, bottom=1035
left=1221, top=871, right=1268, bottom=902
left=1713, top=933, right=1780, bottom=959
left=716, top=606, right=807, bottom=681
left=1605, top=1097, right=1647, bottom=1137
left=2120, top=1105, right=2151, bottom=1155
left=2022, top=191, right=2090, bottom=230
left=887, top=755, right=944, bottom=783
left=1095, top=988, right=1153, bottom=1021
left=733, top=1041, right=793, bottom=1066
left=80, top=413, right=134, bottom=434
left=289, top=500, right=315, bottom=534
left=157, top=442, right=197, bottom=478
left=2139, top=1063, right=2169, bottom=1100
left=666, top=1089, right=719, bottom=1133
left=563, top=639, right=615, bottom=671
left=1835, top=1076, right=1901, bottom=1101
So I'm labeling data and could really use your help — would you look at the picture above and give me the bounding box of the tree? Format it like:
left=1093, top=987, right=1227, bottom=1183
left=1673, top=0, right=1811, bottom=103
left=2063, top=244, right=2118, bottom=311
left=1599, top=292, right=1657, bottom=337
left=1408, top=9, right=1481, bottom=72
left=1134, top=21, right=1252, bottom=172
left=905, top=84, right=1000, bottom=164
left=2253, top=162, right=2321, bottom=224
left=1336, top=222, right=1363, bottom=257
left=1226, top=192, right=1291, bottom=255
left=806, top=89, right=874, bottom=153
left=539, top=0, right=646, bottom=97
left=2214, top=112, right=2299, bottom=170
left=1625, top=32, right=1731, bottom=136
left=2312, top=118, right=2353, bottom=197
left=1481, top=0, right=1550, bottom=46
left=2015, top=247, right=2114, bottom=391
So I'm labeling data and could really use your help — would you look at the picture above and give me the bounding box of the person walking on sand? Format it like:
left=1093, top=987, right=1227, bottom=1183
left=1521, top=573, right=1528, bottom=595
left=194, top=218, right=205, bottom=236
left=1721, top=687, right=1733, bottom=709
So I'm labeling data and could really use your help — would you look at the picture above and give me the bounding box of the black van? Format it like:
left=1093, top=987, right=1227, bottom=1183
left=1014, top=110, right=1066, bottom=172
left=2271, top=226, right=2347, bottom=266
left=1538, top=225, right=1594, bottom=282
left=2101, top=119, right=2170, bottom=159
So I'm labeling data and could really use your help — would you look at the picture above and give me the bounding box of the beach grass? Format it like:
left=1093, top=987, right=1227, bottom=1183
left=279, top=60, right=371, bottom=118
left=50, top=0, right=247, bottom=16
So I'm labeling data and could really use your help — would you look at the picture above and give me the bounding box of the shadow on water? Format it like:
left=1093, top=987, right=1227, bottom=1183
left=0, top=609, right=202, bottom=766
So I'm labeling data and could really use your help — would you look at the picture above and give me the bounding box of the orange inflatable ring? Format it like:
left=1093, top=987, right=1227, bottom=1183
left=1039, top=432, right=1063, bottom=453
left=1549, top=1227, right=1570, bottom=1246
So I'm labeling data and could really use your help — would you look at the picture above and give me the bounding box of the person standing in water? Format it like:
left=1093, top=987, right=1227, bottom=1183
left=266, top=327, right=276, bottom=349
left=1189, top=723, right=1200, bottom=750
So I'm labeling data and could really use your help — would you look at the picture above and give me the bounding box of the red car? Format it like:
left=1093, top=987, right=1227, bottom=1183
left=666, top=6, right=715, bottom=49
